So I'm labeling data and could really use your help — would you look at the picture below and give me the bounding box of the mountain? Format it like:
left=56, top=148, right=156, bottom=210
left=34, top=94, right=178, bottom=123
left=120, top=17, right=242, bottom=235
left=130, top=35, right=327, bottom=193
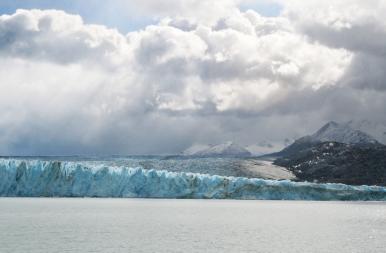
left=181, top=144, right=212, bottom=156
left=274, top=142, right=386, bottom=186
left=310, top=121, right=379, bottom=144
left=346, top=120, right=386, bottom=145
left=184, top=141, right=252, bottom=157
left=270, top=121, right=386, bottom=186
left=274, top=121, right=380, bottom=157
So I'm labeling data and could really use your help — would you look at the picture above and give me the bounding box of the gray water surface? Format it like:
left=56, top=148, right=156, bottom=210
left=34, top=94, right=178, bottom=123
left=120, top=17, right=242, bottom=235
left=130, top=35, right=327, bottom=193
left=0, top=198, right=385, bottom=253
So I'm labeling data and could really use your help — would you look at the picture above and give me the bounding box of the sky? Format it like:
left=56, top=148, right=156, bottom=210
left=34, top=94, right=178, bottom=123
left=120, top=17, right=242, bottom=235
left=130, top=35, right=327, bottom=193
left=0, top=0, right=282, bottom=33
left=0, top=0, right=385, bottom=155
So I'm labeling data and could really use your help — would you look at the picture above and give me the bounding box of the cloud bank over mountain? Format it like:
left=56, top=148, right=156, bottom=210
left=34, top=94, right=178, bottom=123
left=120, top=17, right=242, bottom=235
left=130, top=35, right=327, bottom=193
left=0, top=0, right=385, bottom=155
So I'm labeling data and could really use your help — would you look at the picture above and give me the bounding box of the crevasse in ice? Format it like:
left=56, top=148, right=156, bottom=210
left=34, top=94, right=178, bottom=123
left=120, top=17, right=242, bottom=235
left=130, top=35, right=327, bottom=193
left=0, top=159, right=385, bottom=200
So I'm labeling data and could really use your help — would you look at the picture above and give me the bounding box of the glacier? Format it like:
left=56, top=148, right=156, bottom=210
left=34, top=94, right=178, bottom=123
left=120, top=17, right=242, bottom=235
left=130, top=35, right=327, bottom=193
left=0, top=159, right=385, bottom=201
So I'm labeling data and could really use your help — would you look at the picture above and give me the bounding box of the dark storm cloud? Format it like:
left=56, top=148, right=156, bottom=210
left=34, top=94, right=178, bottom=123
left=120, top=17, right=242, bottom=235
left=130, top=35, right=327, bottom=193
left=0, top=1, right=386, bottom=155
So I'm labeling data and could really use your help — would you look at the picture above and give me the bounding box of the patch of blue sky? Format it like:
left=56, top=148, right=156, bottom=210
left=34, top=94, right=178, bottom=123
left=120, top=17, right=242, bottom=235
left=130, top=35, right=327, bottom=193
left=0, top=0, right=282, bottom=33
left=240, top=1, right=282, bottom=16
left=0, top=0, right=155, bottom=33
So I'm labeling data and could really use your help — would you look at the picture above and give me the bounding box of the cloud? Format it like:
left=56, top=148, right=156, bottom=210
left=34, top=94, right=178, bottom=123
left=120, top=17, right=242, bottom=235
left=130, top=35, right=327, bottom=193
left=0, top=3, right=385, bottom=155
left=122, top=0, right=240, bottom=25
left=0, top=9, right=131, bottom=66
left=130, top=10, right=350, bottom=113
left=279, top=0, right=386, bottom=91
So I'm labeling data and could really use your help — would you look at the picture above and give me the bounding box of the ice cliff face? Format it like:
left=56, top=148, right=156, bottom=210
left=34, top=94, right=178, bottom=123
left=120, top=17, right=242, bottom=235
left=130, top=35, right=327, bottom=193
left=0, top=159, right=385, bottom=201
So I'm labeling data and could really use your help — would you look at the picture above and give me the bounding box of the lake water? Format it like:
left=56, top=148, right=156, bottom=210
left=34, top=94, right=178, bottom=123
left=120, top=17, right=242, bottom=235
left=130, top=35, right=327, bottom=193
left=0, top=198, right=385, bottom=253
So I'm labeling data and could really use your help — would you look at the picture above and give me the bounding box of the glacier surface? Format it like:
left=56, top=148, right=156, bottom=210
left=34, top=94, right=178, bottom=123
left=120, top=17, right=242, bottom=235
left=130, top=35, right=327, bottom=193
left=0, top=159, right=385, bottom=201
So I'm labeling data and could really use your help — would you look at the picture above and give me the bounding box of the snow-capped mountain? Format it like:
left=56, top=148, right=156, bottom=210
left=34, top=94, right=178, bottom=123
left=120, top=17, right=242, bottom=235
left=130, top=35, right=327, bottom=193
left=275, top=121, right=381, bottom=157
left=345, top=120, right=386, bottom=145
left=309, top=121, right=379, bottom=145
left=272, top=121, right=386, bottom=186
left=181, top=144, right=212, bottom=156
left=183, top=141, right=252, bottom=157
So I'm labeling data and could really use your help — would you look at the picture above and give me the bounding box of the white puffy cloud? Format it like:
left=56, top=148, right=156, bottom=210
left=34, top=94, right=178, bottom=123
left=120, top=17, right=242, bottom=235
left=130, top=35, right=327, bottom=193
left=0, top=9, right=133, bottom=67
left=129, top=10, right=350, bottom=113
left=0, top=4, right=385, bottom=155
left=279, top=0, right=386, bottom=91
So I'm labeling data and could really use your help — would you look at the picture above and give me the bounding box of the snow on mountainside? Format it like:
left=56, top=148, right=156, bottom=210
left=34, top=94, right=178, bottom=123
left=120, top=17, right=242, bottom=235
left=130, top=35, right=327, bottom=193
left=183, top=120, right=384, bottom=157
left=273, top=121, right=386, bottom=186
left=184, top=141, right=252, bottom=157
left=346, top=120, right=386, bottom=145
left=182, top=144, right=212, bottom=156
left=275, top=121, right=381, bottom=157
left=309, top=121, right=379, bottom=145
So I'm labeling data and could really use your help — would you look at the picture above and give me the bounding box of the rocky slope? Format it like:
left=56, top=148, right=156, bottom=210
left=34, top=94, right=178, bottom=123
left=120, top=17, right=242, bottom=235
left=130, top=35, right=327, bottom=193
left=270, top=121, right=386, bottom=186
left=274, top=121, right=380, bottom=157
left=274, top=142, right=386, bottom=186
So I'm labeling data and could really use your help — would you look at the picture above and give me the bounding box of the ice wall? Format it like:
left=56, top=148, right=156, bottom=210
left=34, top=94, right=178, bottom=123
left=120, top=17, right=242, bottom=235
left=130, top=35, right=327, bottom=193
left=0, top=159, right=385, bottom=200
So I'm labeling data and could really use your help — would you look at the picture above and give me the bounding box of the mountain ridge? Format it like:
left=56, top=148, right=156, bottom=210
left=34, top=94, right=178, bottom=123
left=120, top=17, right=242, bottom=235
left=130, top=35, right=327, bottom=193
left=310, top=121, right=379, bottom=145
left=183, top=141, right=252, bottom=157
left=273, top=121, right=381, bottom=157
left=271, top=121, right=386, bottom=186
